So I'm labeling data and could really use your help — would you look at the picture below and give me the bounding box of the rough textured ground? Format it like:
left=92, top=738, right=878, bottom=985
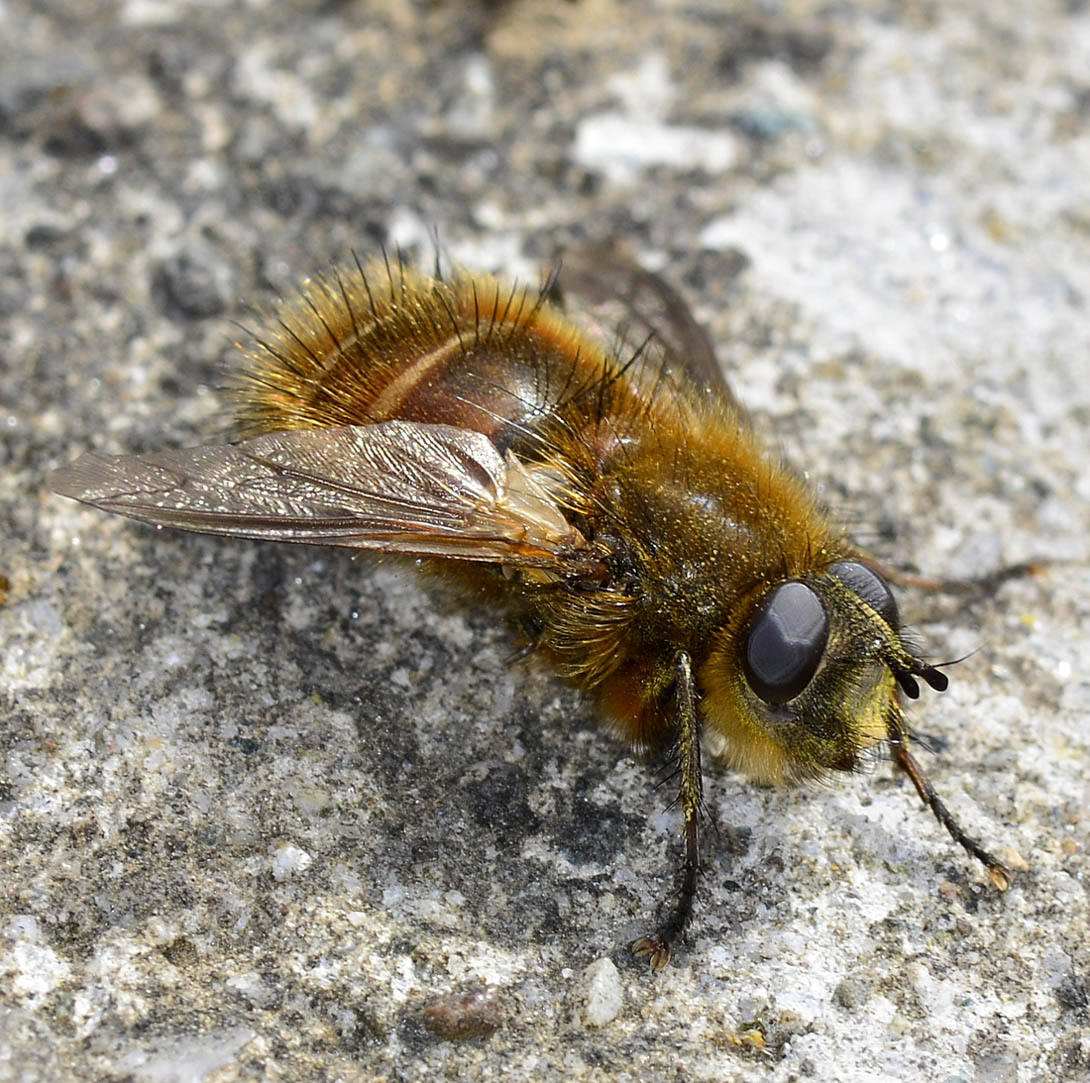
left=3, top=1, right=1089, bottom=1080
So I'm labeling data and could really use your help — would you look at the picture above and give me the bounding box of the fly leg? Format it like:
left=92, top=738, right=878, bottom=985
left=505, top=615, right=544, bottom=664
left=633, top=650, right=704, bottom=972
left=859, top=555, right=1043, bottom=595
left=890, top=739, right=1011, bottom=890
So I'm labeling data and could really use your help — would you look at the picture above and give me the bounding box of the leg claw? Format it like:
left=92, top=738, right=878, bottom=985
left=632, top=936, right=671, bottom=972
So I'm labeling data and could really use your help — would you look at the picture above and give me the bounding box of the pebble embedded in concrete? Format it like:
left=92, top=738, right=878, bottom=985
left=573, top=957, right=623, bottom=1028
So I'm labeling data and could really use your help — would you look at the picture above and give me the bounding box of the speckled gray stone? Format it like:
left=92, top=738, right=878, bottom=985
left=3, top=1, right=1089, bottom=1081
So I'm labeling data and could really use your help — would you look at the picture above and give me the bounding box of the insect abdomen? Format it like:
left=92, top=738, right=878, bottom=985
left=235, top=262, right=616, bottom=456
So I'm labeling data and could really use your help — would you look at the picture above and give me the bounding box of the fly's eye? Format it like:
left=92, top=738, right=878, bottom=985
left=829, top=561, right=899, bottom=628
left=743, top=582, right=829, bottom=705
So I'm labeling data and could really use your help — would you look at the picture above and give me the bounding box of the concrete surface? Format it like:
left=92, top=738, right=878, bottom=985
left=2, top=1, right=1088, bottom=1080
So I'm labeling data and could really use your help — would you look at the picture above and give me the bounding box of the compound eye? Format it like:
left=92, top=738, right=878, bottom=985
left=829, top=561, right=899, bottom=628
left=743, top=582, right=829, bottom=705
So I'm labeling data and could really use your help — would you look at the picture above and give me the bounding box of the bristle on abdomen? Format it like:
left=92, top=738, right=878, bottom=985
left=232, top=259, right=609, bottom=446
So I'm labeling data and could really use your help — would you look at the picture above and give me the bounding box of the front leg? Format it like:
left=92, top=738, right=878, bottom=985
left=890, top=738, right=1011, bottom=891
left=856, top=552, right=1042, bottom=595
left=632, top=650, right=705, bottom=971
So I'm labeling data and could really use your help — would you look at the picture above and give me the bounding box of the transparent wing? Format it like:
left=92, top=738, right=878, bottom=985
left=51, top=420, right=604, bottom=577
left=552, top=244, right=744, bottom=410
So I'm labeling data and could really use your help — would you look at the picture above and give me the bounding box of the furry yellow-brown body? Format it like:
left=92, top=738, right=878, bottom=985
left=235, top=261, right=897, bottom=783
left=53, top=254, right=1013, bottom=969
